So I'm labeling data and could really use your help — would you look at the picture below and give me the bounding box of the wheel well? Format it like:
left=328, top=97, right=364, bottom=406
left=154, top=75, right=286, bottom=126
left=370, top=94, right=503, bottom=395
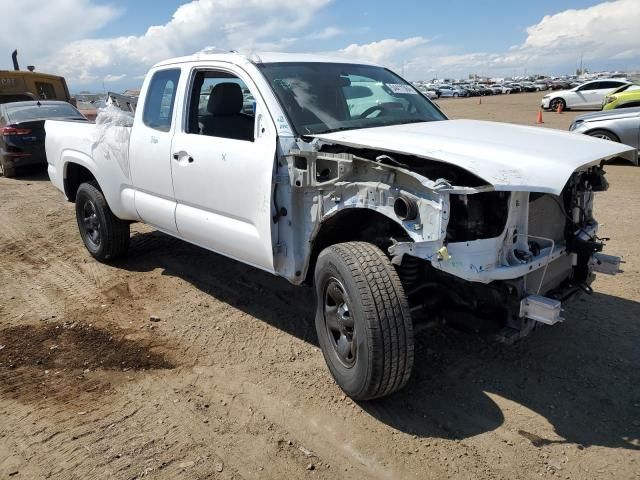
left=304, top=209, right=408, bottom=285
left=585, top=128, right=620, bottom=142
left=64, top=163, right=97, bottom=202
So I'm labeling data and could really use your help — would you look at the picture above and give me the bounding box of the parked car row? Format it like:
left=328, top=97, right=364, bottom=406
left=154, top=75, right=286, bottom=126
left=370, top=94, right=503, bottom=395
left=415, top=79, right=566, bottom=99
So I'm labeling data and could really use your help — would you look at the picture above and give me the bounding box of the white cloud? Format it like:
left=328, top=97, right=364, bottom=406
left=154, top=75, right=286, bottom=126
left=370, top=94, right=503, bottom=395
left=37, top=0, right=331, bottom=86
left=0, top=0, right=119, bottom=71
left=513, top=0, right=639, bottom=65
left=434, top=0, right=639, bottom=76
left=104, top=74, right=127, bottom=82
left=325, top=0, right=640, bottom=79
left=334, top=37, right=429, bottom=66
left=6, top=0, right=639, bottom=89
left=308, top=26, right=343, bottom=40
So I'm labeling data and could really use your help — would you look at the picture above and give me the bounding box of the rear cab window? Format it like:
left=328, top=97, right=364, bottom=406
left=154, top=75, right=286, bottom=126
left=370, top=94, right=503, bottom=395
left=35, top=82, right=56, bottom=100
left=142, top=69, right=181, bottom=132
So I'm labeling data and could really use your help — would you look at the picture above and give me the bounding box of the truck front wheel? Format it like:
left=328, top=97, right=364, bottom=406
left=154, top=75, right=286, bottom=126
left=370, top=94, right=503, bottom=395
left=75, top=182, right=129, bottom=261
left=314, top=242, right=414, bottom=400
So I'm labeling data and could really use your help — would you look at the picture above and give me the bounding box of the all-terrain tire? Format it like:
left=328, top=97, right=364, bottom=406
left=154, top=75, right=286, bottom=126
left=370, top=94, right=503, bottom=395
left=75, top=181, right=129, bottom=261
left=314, top=242, right=414, bottom=400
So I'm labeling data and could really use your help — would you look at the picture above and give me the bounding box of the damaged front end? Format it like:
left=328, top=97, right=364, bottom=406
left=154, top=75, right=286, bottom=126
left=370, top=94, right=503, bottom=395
left=273, top=147, right=622, bottom=342
left=391, top=167, right=620, bottom=342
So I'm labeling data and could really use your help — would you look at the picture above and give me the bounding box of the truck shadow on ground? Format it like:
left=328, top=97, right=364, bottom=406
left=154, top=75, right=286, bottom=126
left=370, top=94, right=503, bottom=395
left=1, top=166, right=50, bottom=182
left=118, top=230, right=640, bottom=451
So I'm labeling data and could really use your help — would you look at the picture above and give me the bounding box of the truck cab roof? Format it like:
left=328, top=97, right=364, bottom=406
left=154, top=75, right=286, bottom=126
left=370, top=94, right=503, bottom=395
left=153, top=51, right=380, bottom=68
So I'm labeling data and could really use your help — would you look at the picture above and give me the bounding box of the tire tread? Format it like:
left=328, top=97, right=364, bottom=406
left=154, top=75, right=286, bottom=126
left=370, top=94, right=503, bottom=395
left=321, top=242, right=414, bottom=399
left=77, top=181, right=129, bottom=261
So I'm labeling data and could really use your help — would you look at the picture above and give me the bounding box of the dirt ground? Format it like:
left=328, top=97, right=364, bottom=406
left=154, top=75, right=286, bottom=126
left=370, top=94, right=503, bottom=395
left=0, top=92, right=638, bottom=480
left=438, top=92, right=584, bottom=130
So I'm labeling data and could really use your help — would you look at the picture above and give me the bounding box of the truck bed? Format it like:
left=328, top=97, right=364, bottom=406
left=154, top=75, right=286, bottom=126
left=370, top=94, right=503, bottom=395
left=45, top=110, right=133, bottom=218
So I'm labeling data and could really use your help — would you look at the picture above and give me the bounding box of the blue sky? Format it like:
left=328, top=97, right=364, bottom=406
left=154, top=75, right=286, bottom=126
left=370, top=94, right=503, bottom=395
left=98, top=0, right=602, bottom=50
left=2, top=0, right=638, bottom=92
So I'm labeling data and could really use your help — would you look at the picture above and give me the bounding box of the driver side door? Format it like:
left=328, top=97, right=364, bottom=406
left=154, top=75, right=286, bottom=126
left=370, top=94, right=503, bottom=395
left=170, top=65, right=277, bottom=272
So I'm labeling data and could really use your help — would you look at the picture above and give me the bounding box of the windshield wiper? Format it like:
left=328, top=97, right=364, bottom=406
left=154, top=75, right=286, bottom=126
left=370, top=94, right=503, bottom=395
left=397, top=119, right=430, bottom=125
left=314, top=126, right=360, bottom=135
left=313, top=119, right=432, bottom=136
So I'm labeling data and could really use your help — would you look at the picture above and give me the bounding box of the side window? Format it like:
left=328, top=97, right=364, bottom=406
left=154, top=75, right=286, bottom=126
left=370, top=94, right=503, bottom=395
left=143, top=69, right=180, bottom=132
left=36, top=82, right=55, bottom=99
left=599, top=81, right=623, bottom=89
left=617, top=101, right=640, bottom=109
left=186, top=70, right=254, bottom=142
left=579, top=82, right=600, bottom=91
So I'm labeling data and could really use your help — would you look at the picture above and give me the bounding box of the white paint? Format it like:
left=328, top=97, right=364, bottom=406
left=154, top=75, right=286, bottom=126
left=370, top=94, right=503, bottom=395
left=169, top=61, right=278, bottom=272
left=45, top=53, right=625, bottom=292
left=540, top=79, right=630, bottom=109
left=313, top=119, right=636, bottom=195
left=128, top=66, right=180, bottom=233
left=153, top=51, right=380, bottom=69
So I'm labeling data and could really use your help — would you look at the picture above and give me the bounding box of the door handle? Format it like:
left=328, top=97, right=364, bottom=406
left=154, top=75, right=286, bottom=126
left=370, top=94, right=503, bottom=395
left=173, top=152, right=194, bottom=163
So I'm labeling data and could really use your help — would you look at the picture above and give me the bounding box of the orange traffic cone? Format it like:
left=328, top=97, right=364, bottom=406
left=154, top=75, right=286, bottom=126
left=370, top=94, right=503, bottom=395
left=536, top=109, right=544, bottom=124
left=556, top=102, right=563, bottom=114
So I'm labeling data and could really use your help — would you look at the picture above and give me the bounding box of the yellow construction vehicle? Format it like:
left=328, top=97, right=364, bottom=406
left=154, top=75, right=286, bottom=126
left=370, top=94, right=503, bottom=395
left=0, top=50, right=72, bottom=105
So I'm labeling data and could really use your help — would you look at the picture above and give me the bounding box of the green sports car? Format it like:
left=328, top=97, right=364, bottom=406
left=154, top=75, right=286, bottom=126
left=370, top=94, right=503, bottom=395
left=602, top=83, right=640, bottom=110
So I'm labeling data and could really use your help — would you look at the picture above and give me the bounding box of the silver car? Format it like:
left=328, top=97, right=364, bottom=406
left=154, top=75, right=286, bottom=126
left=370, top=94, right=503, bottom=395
left=437, top=85, right=467, bottom=98
left=569, top=107, right=640, bottom=163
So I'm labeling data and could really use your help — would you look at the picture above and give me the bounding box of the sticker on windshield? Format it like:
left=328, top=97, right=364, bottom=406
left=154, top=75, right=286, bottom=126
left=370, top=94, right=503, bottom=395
left=386, top=83, right=418, bottom=94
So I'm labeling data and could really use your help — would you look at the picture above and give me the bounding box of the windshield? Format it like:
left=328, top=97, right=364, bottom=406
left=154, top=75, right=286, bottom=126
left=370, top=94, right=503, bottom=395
left=6, top=103, right=85, bottom=123
left=257, top=62, right=446, bottom=135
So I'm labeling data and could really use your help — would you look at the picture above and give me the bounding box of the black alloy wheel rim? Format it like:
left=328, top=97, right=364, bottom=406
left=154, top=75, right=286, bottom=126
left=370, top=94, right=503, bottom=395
left=324, top=278, right=357, bottom=367
left=82, top=199, right=101, bottom=249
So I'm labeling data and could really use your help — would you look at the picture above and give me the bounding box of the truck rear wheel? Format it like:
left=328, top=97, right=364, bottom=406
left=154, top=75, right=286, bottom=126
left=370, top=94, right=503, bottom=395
left=314, top=242, right=414, bottom=400
left=75, top=182, right=129, bottom=261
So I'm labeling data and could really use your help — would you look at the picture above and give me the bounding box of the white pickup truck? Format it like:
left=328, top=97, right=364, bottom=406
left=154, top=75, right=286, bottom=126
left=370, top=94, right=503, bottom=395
left=45, top=52, right=635, bottom=400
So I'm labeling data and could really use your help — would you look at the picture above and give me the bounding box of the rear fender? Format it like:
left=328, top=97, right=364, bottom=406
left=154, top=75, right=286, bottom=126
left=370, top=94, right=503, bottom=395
left=62, top=152, right=137, bottom=221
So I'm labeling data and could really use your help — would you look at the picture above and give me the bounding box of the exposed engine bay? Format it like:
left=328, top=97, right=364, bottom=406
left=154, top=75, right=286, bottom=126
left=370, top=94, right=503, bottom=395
left=273, top=142, right=621, bottom=342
